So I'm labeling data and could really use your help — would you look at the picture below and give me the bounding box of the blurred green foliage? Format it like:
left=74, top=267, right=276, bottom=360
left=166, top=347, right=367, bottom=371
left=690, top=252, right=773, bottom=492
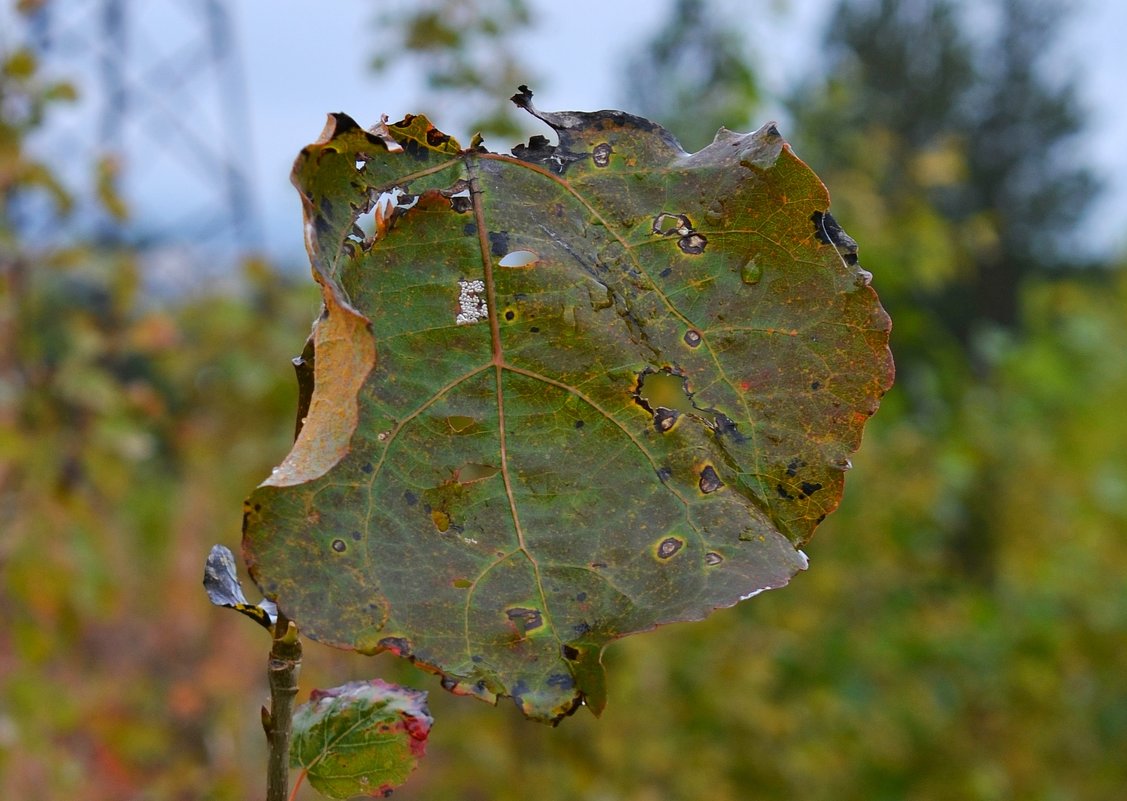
left=3, top=0, right=1126, bottom=799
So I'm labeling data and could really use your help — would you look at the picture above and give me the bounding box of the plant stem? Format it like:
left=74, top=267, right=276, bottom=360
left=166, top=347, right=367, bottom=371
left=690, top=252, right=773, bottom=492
left=265, top=614, right=302, bottom=801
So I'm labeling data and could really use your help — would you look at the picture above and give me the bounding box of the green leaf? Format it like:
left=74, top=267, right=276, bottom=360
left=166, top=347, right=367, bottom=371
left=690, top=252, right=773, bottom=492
left=243, top=88, right=894, bottom=723
left=290, top=679, right=432, bottom=799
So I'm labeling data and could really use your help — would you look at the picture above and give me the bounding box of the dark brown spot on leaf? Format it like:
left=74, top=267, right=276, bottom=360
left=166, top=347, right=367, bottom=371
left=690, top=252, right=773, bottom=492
left=592, top=142, right=612, bottom=167
left=657, top=537, right=684, bottom=559
left=678, top=233, right=707, bottom=254
left=683, top=329, right=702, bottom=347
left=331, top=539, right=346, bottom=552
left=426, top=127, right=451, bottom=147
left=506, top=607, right=544, bottom=633
left=698, top=465, right=724, bottom=493
left=561, top=644, right=580, bottom=661
left=653, top=407, right=679, bottom=432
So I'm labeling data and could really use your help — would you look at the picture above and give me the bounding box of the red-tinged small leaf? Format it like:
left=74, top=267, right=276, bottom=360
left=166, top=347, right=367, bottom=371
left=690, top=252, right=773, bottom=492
left=290, top=679, right=432, bottom=799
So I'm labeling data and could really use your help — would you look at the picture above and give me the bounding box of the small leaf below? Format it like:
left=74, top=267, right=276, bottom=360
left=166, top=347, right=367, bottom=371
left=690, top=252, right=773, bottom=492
left=290, top=679, right=432, bottom=799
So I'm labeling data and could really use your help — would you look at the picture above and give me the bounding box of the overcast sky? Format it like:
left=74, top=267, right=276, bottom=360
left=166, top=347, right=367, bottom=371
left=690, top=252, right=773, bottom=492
left=233, top=0, right=1127, bottom=263
left=8, top=0, right=1127, bottom=265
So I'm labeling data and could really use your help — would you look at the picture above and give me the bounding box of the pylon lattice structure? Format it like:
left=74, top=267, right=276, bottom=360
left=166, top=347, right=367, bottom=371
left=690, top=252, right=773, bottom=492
left=24, top=0, right=260, bottom=256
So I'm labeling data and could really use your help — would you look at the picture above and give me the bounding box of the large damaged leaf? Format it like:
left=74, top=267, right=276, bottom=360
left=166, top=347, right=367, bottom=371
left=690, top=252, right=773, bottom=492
left=243, top=88, right=893, bottom=723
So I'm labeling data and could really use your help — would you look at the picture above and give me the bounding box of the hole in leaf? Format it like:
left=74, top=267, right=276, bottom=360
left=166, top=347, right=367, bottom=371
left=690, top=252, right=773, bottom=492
left=443, top=179, right=473, bottom=213
left=331, top=539, right=346, bottom=552
left=498, top=250, right=540, bottom=268
left=705, top=551, right=724, bottom=566
left=652, top=212, right=692, bottom=237
left=683, top=329, right=702, bottom=347
left=635, top=368, right=695, bottom=416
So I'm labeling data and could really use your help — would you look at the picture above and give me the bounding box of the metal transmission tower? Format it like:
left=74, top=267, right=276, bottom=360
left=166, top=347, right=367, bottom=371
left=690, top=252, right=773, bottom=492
left=25, top=0, right=260, bottom=255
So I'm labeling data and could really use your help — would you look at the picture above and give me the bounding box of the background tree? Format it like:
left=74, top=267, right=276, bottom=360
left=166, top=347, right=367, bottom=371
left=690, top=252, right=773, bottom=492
left=621, top=0, right=761, bottom=151
left=370, top=0, right=540, bottom=140
left=788, top=0, right=1098, bottom=375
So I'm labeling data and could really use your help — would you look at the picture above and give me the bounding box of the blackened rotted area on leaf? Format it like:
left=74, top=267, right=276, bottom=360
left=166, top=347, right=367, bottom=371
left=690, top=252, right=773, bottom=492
left=509, top=85, right=682, bottom=175
left=426, top=127, right=453, bottom=148
left=401, top=138, right=430, bottom=162
left=489, top=231, right=510, bottom=256
left=328, top=112, right=400, bottom=151
left=653, top=407, right=679, bottom=433
left=799, top=481, right=824, bottom=498
left=510, top=134, right=587, bottom=175
left=712, top=413, right=747, bottom=444
left=811, top=210, right=859, bottom=266
left=698, top=465, right=724, bottom=494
